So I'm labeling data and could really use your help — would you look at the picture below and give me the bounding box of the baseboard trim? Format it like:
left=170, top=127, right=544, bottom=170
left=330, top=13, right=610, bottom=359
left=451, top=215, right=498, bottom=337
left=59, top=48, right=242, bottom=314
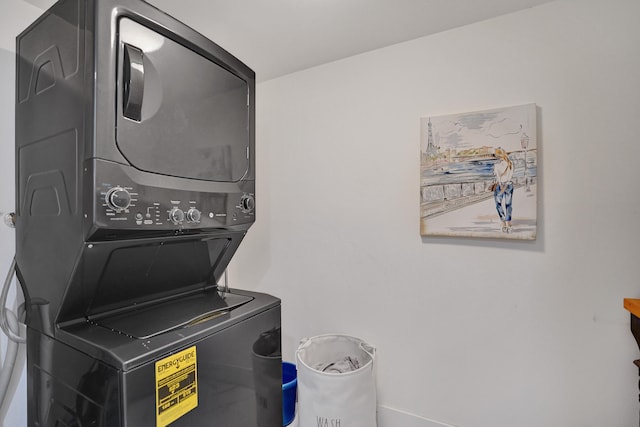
left=377, top=405, right=456, bottom=427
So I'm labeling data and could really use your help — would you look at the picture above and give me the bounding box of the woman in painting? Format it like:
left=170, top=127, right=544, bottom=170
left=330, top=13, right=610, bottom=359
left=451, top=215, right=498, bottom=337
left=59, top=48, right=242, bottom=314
left=493, top=147, right=514, bottom=233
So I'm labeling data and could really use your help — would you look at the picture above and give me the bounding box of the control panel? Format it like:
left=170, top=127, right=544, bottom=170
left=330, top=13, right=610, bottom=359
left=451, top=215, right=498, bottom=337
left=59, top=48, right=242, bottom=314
left=93, top=161, right=254, bottom=230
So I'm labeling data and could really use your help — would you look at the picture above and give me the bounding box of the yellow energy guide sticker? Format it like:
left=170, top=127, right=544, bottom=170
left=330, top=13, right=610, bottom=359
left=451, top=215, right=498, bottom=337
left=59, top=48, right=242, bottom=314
left=156, top=346, right=198, bottom=427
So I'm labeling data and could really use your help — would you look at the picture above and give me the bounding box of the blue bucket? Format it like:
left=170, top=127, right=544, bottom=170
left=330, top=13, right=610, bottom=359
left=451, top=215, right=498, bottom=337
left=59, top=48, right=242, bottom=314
left=282, top=362, right=297, bottom=426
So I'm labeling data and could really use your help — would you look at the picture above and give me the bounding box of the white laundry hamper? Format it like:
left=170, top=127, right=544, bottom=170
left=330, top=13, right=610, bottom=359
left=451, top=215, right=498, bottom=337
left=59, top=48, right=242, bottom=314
left=296, top=334, right=377, bottom=427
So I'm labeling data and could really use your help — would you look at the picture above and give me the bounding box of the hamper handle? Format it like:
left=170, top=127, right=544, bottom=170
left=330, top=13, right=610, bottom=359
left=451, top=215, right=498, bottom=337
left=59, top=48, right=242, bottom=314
left=360, top=342, right=376, bottom=358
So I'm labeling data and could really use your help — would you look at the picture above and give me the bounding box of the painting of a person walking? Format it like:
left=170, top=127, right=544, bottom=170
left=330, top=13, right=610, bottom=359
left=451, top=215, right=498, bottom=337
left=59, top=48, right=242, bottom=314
left=492, top=147, right=514, bottom=233
left=420, top=104, right=537, bottom=240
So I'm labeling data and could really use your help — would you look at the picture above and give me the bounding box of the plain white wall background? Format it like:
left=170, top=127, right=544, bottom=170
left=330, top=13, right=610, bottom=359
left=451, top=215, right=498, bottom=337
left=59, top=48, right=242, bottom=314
left=1, top=0, right=640, bottom=425
left=229, top=0, right=640, bottom=425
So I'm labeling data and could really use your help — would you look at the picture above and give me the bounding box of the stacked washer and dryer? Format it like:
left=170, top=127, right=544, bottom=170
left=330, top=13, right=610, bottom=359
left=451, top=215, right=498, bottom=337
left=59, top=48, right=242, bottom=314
left=14, top=0, right=281, bottom=425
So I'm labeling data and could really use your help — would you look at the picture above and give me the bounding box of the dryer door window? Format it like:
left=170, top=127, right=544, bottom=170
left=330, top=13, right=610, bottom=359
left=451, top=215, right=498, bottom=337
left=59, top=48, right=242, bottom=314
left=116, top=18, right=250, bottom=183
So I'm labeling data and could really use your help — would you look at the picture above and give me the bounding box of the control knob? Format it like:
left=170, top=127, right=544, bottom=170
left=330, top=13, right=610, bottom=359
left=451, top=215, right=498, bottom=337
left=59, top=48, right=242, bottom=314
left=186, top=208, right=201, bottom=223
left=239, top=194, right=255, bottom=213
left=169, top=207, right=185, bottom=225
left=105, top=187, right=131, bottom=211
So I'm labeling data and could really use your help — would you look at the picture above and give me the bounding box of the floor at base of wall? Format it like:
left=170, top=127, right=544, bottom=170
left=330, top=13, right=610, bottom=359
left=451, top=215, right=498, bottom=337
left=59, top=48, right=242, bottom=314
left=287, top=405, right=455, bottom=427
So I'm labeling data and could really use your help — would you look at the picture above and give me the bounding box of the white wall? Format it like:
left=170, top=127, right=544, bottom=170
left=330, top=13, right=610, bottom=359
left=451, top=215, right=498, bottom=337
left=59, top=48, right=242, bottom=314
left=230, top=0, right=640, bottom=425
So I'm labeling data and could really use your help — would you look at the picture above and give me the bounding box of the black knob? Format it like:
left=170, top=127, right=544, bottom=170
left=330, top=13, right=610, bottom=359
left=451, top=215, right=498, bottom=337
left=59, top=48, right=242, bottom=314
left=169, top=207, right=185, bottom=225
left=240, top=194, right=255, bottom=213
left=106, top=187, right=131, bottom=211
left=186, top=208, right=201, bottom=223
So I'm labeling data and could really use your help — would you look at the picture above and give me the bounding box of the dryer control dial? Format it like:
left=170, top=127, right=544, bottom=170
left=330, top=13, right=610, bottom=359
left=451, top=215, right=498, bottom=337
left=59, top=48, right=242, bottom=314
left=105, top=187, right=131, bottom=211
left=186, top=208, right=201, bottom=223
left=169, top=207, right=185, bottom=225
left=240, top=194, right=255, bottom=213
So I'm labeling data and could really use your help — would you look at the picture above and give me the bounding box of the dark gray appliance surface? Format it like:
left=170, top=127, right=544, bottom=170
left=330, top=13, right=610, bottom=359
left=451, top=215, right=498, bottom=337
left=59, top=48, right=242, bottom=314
left=56, top=234, right=249, bottom=328
left=28, top=292, right=282, bottom=427
left=93, top=291, right=253, bottom=340
left=16, top=1, right=277, bottom=426
left=117, top=17, right=251, bottom=183
left=59, top=289, right=280, bottom=371
left=15, top=0, right=256, bottom=336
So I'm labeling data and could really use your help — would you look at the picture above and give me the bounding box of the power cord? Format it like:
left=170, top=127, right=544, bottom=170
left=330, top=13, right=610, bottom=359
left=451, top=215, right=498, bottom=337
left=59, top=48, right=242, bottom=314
left=0, top=212, right=27, bottom=417
left=0, top=258, right=25, bottom=344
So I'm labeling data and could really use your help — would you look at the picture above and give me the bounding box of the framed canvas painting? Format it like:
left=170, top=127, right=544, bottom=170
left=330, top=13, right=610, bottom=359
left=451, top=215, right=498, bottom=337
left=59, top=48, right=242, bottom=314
left=420, top=104, right=537, bottom=240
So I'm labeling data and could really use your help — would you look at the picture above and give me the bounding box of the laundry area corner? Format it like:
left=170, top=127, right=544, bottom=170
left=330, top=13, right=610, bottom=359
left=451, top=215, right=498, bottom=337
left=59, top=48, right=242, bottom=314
left=2, top=0, right=640, bottom=426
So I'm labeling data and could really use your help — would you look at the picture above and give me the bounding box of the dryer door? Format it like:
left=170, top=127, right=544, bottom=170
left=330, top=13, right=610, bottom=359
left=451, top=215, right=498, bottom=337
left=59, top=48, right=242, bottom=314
left=116, top=18, right=250, bottom=183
